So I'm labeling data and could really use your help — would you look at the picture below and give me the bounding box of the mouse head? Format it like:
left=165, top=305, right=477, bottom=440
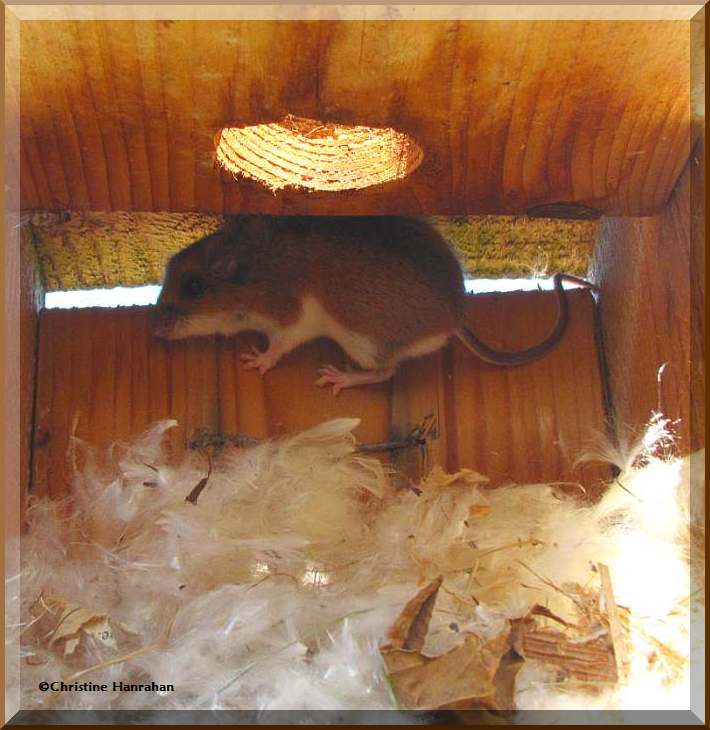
left=152, top=217, right=264, bottom=339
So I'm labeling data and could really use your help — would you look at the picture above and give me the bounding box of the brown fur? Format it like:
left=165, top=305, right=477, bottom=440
left=154, top=215, right=466, bottom=367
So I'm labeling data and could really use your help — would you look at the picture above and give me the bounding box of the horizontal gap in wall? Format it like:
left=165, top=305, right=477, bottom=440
left=44, top=278, right=585, bottom=310
left=44, top=285, right=162, bottom=309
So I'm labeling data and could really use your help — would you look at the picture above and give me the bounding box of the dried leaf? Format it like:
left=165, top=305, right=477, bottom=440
left=488, top=650, right=525, bottom=711
left=530, top=604, right=573, bottom=628
left=383, top=576, right=443, bottom=652
left=422, top=465, right=489, bottom=490
left=30, top=594, right=116, bottom=656
left=385, top=630, right=511, bottom=710
left=82, top=616, right=117, bottom=651
left=440, top=648, right=523, bottom=712
left=382, top=581, right=514, bottom=710
left=64, top=637, right=80, bottom=656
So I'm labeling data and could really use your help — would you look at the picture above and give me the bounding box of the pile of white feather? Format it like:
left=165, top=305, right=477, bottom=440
left=9, top=414, right=703, bottom=715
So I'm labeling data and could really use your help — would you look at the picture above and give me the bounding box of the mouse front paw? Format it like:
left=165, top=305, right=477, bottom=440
left=240, top=345, right=277, bottom=376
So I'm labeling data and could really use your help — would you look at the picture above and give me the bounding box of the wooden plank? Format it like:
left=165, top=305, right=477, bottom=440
left=71, top=21, right=133, bottom=210
left=32, top=290, right=609, bottom=496
left=390, top=350, right=451, bottom=480
left=451, top=289, right=610, bottom=496
left=216, top=332, right=269, bottom=440
left=259, top=335, right=391, bottom=447
left=19, top=227, right=44, bottom=520
left=689, top=139, right=704, bottom=452
left=32, top=307, right=220, bottom=495
left=33, top=309, right=74, bottom=497
left=590, top=152, right=700, bottom=454
left=18, top=19, right=693, bottom=216
left=101, top=21, right=155, bottom=211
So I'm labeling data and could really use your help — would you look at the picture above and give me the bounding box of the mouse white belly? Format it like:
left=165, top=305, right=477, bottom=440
left=285, top=295, right=380, bottom=368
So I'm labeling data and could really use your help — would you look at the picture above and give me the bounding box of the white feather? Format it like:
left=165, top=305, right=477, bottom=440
left=14, top=415, right=700, bottom=712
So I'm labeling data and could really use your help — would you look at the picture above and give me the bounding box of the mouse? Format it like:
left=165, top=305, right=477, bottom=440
left=152, top=215, right=593, bottom=394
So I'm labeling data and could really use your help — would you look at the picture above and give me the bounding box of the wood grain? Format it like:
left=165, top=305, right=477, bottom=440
left=590, top=151, right=702, bottom=454
left=31, top=289, right=609, bottom=498
left=17, top=20, right=693, bottom=217
left=454, top=289, right=609, bottom=496
left=19, top=227, right=44, bottom=520
left=689, top=139, right=704, bottom=452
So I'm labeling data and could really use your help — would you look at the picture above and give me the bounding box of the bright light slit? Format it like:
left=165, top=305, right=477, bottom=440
left=43, top=278, right=587, bottom=310
left=44, top=285, right=162, bottom=309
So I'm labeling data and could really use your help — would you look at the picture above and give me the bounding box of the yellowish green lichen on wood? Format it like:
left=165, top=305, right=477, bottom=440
left=31, top=212, right=225, bottom=291
left=431, top=216, right=597, bottom=278
left=29, top=212, right=596, bottom=291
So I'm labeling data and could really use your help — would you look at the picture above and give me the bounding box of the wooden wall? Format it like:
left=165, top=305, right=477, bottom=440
left=16, top=19, right=692, bottom=217
left=590, top=145, right=704, bottom=453
left=31, top=289, right=610, bottom=501
left=19, top=226, right=44, bottom=523
left=14, top=13, right=699, bottom=517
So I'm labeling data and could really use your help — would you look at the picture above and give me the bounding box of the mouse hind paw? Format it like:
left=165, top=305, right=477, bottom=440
left=315, top=364, right=395, bottom=395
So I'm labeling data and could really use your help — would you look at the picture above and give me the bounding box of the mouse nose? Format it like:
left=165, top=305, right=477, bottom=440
left=151, top=304, right=180, bottom=339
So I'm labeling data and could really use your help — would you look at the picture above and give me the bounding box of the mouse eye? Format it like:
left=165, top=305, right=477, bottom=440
left=181, top=274, right=207, bottom=299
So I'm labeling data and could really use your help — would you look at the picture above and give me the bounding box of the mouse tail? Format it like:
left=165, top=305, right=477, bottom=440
left=456, top=274, right=596, bottom=367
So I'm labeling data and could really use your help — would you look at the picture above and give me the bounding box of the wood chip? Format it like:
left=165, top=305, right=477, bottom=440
left=511, top=617, right=617, bottom=683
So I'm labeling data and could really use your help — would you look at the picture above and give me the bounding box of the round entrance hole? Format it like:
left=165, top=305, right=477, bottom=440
left=215, top=114, right=424, bottom=192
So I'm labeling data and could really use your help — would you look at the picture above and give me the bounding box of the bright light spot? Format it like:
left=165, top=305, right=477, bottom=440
left=44, top=285, right=161, bottom=309
left=216, top=114, right=423, bottom=192
left=464, top=277, right=585, bottom=294
left=302, top=564, right=329, bottom=587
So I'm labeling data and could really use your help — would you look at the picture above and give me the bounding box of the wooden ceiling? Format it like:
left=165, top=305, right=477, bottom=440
left=13, top=19, right=694, bottom=216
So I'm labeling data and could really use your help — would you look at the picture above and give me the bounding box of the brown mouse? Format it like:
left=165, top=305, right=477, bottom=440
left=152, top=216, right=592, bottom=394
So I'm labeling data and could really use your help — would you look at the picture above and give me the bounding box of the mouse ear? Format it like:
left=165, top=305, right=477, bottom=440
left=207, top=250, right=251, bottom=284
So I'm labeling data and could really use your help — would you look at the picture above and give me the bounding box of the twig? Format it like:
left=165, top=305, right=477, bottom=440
left=189, top=415, right=438, bottom=457
left=613, top=477, right=640, bottom=501
left=530, top=604, right=575, bottom=629
left=547, top=481, right=587, bottom=496
left=440, top=583, right=479, bottom=608
left=355, top=439, right=423, bottom=454
left=356, top=413, right=438, bottom=453
left=516, top=560, right=587, bottom=612
left=245, top=572, right=300, bottom=592
left=474, top=538, right=544, bottom=559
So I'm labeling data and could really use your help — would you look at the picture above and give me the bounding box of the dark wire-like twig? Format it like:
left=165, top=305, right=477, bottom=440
left=357, top=413, right=437, bottom=453
left=187, top=414, right=438, bottom=457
